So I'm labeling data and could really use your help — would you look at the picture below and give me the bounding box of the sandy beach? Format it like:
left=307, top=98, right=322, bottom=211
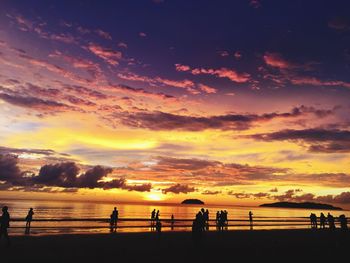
left=1, top=229, right=349, bottom=262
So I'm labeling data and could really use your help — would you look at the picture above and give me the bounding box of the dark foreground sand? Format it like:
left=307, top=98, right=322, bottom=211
left=1, top=230, right=349, bottom=262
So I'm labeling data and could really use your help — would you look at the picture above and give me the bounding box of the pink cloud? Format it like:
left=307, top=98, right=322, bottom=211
left=175, top=64, right=191, bottom=72
left=290, top=76, right=350, bottom=88
left=198, top=83, right=217, bottom=94
left=117, top=72, right=198, bottom=94
left=175, top=64, right=250, bottom=83
left=263, top=52, right=296, bottom=69
left=139, top=32, right=147, bottom=37
left=87, top=43, right=122, bottom=66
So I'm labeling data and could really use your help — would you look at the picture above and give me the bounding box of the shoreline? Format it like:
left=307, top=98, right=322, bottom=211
left=2, top=229, right=349, bottom=262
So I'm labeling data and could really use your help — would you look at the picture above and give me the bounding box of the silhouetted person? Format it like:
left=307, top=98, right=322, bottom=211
left=25, top=208, right=34, bottom=234
left=155, top=210, right=160, bottom=221
left=151, top=209, right=156, bottom=230
left=224, top=210, right=228, bottom=230
left=320, top=213, right=326, bottom=229
left=170, top=214, right=174, bottom=230
left=216, top=211, right=220, bottom=230
left=110, top=207, right=118, bottom=232
left=204, top=209, right=209, bottom=231
left=219, top=210, right=226, bottom=231
left=0, top=206, right=10, bottom=246
left=192, top=213, right=203, bottom=247
left=155, top=219, right=162, bottom=233
left=249, top=211, right=253, bottom=230
left=310, top=213, right=317, bottom=229
left=339, top=214, right=348, bottom=230
left=327, top=213, right=336, bottom=230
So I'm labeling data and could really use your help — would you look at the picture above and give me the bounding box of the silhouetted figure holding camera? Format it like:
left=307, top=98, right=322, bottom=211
left=0, top=206, right=10, bottom=246
left=25, top=208, right=34, bottom=234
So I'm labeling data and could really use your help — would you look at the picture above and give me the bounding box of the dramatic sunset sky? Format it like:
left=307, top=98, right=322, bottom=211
left=0, top=0, right=350, bottom=207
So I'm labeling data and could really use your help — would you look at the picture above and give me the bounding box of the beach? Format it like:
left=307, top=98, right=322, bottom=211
left=1, top=229, right=349, bottom=262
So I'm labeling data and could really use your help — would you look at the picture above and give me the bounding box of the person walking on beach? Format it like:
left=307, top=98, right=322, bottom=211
left=249, top=211, right=253, bottom=230
left=320, top=213, right=326, bottom=229
left=0, top=206, right=10, bottom=246
left=25, top=208, right=34, bottom=234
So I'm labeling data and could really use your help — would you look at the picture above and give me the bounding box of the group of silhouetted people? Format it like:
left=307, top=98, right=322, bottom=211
left=150, top=209, right=162, bottom=233
left=215, top=210, right=228, bottom=231
left=310, top=212, right=347, bottom=230
left=192, top=208, right=210, bottom=243
left=0, top=206, right=35, bottom=246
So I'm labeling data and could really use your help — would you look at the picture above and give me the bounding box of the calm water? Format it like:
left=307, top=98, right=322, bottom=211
left=1, top=199, right=349, bottom=236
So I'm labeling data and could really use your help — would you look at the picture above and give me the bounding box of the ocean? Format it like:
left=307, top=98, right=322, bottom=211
left=1, top=199, right=349, bottom=236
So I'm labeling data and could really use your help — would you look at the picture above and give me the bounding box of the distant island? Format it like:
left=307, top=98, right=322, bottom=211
left=260, top=202, right=343, bottom=210
left=181, top=199, right=204, bottom=205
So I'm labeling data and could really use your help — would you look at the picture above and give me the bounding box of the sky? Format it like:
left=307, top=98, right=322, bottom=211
left=0, top=0, right=350, bottom=207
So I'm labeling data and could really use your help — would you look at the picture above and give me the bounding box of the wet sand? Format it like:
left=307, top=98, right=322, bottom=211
left=1, top=229, right=349, bottom=262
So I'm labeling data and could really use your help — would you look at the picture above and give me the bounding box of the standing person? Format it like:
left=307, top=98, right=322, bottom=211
left=110, top=207, right=118, bottom=232
left=327, top=213, right=335, bottom=230
left=204, top=209, right=209, bottom=231
left=339, top=214, right=348, bottom=230
left=320, top=213, right=326, bottom=229
left=223, top=210, right=228, bottom=230
left=249, top=211, right=253, bottom=230
left=25, top=208, right=34, bottom=234
left=0, top=206, right=10, bottom=246
left=216, top=211, right=220, bottom=231
left=170, top=214, right=175, bottom=230
left=155, top=210, right=160, bottom=221
left=151, top=209, right=156, bottom=230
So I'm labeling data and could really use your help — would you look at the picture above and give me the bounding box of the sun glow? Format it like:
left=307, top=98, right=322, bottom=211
left=144, top=192, right=165, bottom=201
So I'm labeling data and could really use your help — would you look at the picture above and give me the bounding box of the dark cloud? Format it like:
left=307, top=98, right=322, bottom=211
left=162, top=183, right=195, bottom=194
left=122, top=183, right=152, bottom=192
left=247, top=128, right=350, bottom=153
left=0, top=92, right=74, bottom=112
left=119, top=106, right=334, bottom=131
left=0, top=154, right=23, bottom=184
left=227, top=191, right=270, bottom=199
left=0, top=154, right=152, bottom=192
left=34, top=162, right=80, bottom=188
left=155, top=156, right=220, bottom=171
left=272, top=189, right=350, bottom=204
left=201, top=190, right=222, bottom=195
left=0, top=146, right=70, bottom=157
